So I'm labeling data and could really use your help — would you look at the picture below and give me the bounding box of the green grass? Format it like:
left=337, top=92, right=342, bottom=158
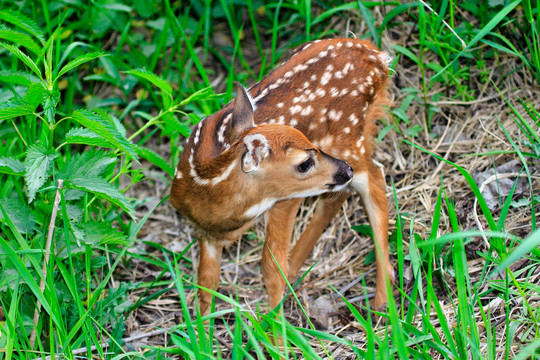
left=0, top=0, right=539, bottom=359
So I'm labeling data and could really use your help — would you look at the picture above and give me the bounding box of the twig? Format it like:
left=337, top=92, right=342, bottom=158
left=30, top=179, right=64, bottom=348
left=36, top=328, right=170, bottom=360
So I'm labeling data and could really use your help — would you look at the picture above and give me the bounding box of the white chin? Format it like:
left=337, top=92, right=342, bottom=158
left=331, top=183, right=350, bottom=192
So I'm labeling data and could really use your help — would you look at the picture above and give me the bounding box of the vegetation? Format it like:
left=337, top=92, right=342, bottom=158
left=0, top=0, right=538, bottom=359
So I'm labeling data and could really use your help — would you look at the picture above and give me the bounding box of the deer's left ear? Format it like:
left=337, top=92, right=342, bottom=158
left=241, top=134, right=270, bottom=173
left=230, top=82, right=256, bottom=143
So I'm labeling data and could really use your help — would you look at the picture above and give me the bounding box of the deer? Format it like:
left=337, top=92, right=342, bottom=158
left=170, top=38, right=393, bottom=318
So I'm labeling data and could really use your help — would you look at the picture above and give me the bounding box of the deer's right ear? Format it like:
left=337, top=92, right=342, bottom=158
left=241, top=133, right=270, bottom=173
left=230, top=82, right=255, bottom=142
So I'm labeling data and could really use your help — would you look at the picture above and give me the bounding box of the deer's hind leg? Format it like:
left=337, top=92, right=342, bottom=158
left=351, top=165, right=393, bottom=311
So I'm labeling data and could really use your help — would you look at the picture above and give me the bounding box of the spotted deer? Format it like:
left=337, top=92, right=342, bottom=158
left=170, top=38, right=393, bottom=316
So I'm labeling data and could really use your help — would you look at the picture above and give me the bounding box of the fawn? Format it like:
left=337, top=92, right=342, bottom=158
left=170, top=38, right=393, bottom=316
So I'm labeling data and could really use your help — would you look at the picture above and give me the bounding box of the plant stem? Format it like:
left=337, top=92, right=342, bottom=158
left=29, top=179, right=64, bottom=349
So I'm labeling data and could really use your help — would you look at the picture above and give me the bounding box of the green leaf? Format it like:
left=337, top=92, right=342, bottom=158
left=0, top=42, right=42, bottom=80
left=352, top=224, right=374, bottom=238
left=125, top=69, right=172, bottom=96
left=137, top=145, right=174, bottom=177
left=0, top=9, right=45, bottom=45
left=71, top=110, right=138, bottom=159
left=65, top=177, right=136, bottom=220
left=102, top=3, right=133, bottom=12
left=405, top=125, right=423, bottom=137
left=56, top=52, right=107, bottom=81
left=0, top=70, right=40, bottom=86
left=24, top=81, right=45, bottom=107
left=42, top=88, right=59, bottom=125
left=312, top=3, right=359, bottom=25
left=392, top=44, right=419, bottom=64
left=0, top=156, right=24, bottom=175
left=0, top=197, right=37, bottom=233
left=0, top=98, right=36, bottom=121
left=58, top=150, right=116, bottom=180
left=72, top=221, right=128, bottom=246
left=24, top=143, right=57, bottom=203
left=95, top=108, right=127, bottom=137
left=0, top=26, right=41, bottom=55
left=163, top=112, right=190, bottom=137
left=178, top=85, right=215, bottom=106
left=495, top=229, right=540, bottom=275
left=65, top=127, right=114, bottom=148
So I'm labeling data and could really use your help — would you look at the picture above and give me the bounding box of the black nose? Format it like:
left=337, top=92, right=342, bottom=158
left=333, top=161, right=353, bottom=185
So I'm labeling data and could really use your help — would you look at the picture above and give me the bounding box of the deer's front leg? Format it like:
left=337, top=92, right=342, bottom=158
left=198, top=238, right=223, bottom=316
left=262, top=198, right=303, bottom=311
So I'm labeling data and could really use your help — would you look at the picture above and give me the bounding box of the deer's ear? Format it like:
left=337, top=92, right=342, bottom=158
left=241, top=134, right=270, bottom=173
left=230, top=82, right=255, bottom=142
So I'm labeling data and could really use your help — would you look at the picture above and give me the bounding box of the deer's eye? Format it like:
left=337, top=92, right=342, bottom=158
left=298, top=157, right=314, bottom=173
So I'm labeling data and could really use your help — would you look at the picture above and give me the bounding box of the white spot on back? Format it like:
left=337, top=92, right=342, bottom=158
left=319, top=135, right=334, bottom=148
left=253, top=88, right=268, bottom=103
left=300, top=105, right=313, bottom=116
left=366, top=75, right=373, bottom=85
left=328, top=109, right=343, bottom=121
left=290, top=105, right=303, bottom=114
left=349, top=113, right=359, bottom=126
left=321, top=72, right=332, bottom=85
